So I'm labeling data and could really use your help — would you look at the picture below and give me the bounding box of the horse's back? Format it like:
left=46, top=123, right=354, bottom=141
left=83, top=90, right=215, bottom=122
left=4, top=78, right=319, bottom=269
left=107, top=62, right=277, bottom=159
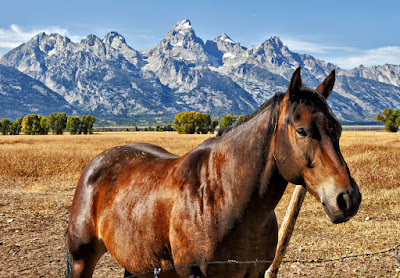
left=80, top=142, right=178, bottom=189
left=67, top=143, right=178, bottom=252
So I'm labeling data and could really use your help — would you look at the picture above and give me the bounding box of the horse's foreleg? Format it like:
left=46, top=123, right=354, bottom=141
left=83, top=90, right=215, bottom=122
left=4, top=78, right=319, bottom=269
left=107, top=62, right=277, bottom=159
left=66, top=235, right=107, bottom=278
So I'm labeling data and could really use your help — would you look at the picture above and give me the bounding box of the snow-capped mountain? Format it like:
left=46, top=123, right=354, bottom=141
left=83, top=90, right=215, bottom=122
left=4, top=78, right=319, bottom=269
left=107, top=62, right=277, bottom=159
left=1, top=19, right=400, bottom=123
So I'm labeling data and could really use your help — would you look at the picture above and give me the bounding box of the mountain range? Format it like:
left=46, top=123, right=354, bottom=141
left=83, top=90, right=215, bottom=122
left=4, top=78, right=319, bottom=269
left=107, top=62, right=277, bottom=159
left=1, top=19, right=400, bottom=124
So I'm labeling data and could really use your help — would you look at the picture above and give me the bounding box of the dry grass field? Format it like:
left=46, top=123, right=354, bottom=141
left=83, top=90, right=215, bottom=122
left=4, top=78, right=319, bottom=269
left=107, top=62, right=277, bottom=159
left=0, top=131, right=399, bottom=277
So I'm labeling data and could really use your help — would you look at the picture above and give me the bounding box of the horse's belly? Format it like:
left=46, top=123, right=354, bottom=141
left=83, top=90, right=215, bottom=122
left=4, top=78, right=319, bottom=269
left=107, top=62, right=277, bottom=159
left=98, top=188, right=175, bottom=274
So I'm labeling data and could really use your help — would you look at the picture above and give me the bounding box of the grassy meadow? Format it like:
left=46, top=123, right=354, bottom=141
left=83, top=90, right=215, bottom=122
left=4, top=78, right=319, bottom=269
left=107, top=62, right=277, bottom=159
left=0, top=131, right=399, bottom=277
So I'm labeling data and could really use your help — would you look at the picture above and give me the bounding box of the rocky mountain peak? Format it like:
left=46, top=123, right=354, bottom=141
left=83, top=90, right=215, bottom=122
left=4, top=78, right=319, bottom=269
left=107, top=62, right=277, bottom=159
left=143, top=19, right=208, bottom=67
left=262, top=36, right=285, bottom=50
left=82, top=34, right=103, bottom=46
left=103, top=31, right=127, bottom=45
left=217, top=33, right=235, bottom=44
left=171, top=19, right=193, bottom=32
left=1, top=19, right=400, bottom=123
left=164, top=19, right=202, bottom=44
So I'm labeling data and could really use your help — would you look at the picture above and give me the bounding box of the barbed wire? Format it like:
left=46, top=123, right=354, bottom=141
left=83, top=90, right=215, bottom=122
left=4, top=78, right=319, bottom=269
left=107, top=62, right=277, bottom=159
left=124, top=244, right=400, bottom=277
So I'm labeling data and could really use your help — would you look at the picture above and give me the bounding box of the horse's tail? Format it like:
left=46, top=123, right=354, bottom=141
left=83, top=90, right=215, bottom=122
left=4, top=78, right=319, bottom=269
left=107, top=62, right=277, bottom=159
left=64, top=228, right=73, bottom=278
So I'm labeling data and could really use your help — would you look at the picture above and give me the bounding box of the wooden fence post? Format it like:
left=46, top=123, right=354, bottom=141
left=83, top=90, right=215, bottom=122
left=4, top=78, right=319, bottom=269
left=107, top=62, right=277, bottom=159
left=264, top=185, right=307, bottom=278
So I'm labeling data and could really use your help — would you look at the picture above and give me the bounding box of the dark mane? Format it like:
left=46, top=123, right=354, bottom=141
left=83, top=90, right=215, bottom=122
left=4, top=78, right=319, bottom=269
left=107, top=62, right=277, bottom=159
left=217, top=93, right=285, bottom=137
left=216, top=86, right=334, bottom=138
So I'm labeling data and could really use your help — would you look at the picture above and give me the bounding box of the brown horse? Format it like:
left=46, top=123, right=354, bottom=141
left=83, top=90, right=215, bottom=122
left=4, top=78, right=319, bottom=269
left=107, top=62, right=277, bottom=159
left=66, top=67, right=361, bottom=278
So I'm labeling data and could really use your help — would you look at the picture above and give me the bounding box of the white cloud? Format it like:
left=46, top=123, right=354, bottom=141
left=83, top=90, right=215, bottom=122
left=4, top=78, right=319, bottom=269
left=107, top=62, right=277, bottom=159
left=329, top=46, right=400, bottom=69
left=281, top=37, right=400, bottom=69
left=0, top=24, right=82, bottom=56
left=283, top=39, right=356, bottom=54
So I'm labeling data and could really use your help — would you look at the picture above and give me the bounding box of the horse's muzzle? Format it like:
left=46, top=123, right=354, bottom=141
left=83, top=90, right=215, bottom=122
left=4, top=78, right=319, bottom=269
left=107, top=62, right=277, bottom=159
left=321, top=179, right=362, bottom=224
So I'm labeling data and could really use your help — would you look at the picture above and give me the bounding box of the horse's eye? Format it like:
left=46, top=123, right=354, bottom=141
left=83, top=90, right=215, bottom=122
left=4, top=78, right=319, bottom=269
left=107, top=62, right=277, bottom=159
left=296, top=128, right=307, bottom=137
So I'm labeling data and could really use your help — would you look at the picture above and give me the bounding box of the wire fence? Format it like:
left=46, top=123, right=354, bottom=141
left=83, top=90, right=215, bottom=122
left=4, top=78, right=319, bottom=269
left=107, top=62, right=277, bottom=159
left=124, top=244, right=400, bottom=277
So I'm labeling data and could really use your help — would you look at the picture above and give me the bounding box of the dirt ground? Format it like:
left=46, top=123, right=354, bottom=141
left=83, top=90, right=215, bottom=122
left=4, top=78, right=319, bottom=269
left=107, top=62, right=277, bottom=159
left=1, top=189, right=399, bottom=278
left=0, top=132, right=400, bottom=277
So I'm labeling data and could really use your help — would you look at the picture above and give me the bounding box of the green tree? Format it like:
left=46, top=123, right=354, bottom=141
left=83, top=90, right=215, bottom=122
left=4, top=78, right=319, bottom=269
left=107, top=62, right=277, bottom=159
left=237, top=115, right=246, bottom=122
left=173, top=111, right=195, bottom=134
left=39, top=115, right=49, bottom=135
left=145, top=125, right=154, bottom=131
left=163, top=124, right=173, bottom=131
left=220, top=113, right=237, bottom=129
left=375, top=108, right=400, bottom=132
left=193, top=112, right=210, bottom=134
left=67, top=116, right=81, bottom=135
left=48, top=113, right=68, bottom=134
left=9, top=118, right=22, bottom=135
left=81, top=115, right=96, bottom=134
left=22, top=114, right=42, bottom=135
left=209, top=117, right=220, bottom=133
left=0, top=118, right=10, bottom=135
left=173, top=111, right=211, bottom=134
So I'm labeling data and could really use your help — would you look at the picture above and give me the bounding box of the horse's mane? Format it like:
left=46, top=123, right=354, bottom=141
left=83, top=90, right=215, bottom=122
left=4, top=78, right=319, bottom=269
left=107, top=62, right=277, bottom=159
left=216, top=86, right=335, bottom=138
left=216, top=93, right=285, bottom=138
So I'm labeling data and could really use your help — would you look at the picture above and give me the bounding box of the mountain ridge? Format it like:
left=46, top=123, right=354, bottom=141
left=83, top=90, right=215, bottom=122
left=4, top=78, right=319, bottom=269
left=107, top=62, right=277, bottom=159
left=1, top=19, right=399, bottom=123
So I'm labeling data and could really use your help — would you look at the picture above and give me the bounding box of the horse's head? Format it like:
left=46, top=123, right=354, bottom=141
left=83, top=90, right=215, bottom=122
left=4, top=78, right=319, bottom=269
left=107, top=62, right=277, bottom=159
left=274, top=67, right=361, bottom=223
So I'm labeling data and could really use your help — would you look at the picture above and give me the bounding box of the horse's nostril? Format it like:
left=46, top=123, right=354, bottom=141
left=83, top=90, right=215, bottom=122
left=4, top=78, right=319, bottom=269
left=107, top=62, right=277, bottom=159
left=337, top=192, right=351, bottom=212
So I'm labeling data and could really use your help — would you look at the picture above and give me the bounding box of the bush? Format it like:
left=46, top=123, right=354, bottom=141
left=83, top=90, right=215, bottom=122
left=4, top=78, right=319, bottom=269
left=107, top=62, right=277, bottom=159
left=375, top=108, right=400, bottom=132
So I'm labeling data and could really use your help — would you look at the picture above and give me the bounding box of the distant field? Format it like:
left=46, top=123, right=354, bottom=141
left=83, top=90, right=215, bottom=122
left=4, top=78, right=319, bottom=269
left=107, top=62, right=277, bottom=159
left=0, top=131, right=399, bottom=277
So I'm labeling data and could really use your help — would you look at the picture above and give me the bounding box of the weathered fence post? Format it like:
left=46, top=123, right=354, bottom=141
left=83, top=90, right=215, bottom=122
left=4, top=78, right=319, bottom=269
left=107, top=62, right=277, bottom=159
left=265, top=185, right=307, bottom=278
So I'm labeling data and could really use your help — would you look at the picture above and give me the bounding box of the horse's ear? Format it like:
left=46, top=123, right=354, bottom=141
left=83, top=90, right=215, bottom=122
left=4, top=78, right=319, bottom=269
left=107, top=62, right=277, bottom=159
left=287, top=67, right=302, bottom=100
left=316, top=70, right=335, bottom=99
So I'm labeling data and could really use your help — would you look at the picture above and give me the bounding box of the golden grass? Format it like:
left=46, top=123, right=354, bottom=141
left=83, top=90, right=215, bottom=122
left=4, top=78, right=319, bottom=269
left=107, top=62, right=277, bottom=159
left=0, top=131, right=399, bottom=277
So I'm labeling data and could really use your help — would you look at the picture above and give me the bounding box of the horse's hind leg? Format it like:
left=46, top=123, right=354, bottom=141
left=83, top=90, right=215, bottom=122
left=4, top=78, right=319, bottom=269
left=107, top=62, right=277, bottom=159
left=66, top=233, right=107, bottom=278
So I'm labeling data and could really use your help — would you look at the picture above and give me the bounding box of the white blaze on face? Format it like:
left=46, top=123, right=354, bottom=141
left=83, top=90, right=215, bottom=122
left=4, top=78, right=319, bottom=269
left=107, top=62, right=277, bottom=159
left=316, top=176, right=340, bottom=207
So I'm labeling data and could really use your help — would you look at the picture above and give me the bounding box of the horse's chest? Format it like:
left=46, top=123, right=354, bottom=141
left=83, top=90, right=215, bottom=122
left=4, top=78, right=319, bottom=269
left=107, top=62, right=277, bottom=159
left=215, top=210, right=277, bottom=259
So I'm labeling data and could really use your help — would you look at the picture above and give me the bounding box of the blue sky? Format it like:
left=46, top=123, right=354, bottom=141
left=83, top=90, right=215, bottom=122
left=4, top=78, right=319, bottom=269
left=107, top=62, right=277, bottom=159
left=0, top=0, right=399, bottom=69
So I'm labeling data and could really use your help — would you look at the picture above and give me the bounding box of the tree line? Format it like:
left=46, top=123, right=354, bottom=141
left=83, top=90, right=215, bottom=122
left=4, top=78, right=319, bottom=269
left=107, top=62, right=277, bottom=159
left=0, top=113, right=96, bottom=135
left=2, top=108, right=397, bottom=136
left=172, top=111, right=245, bottom=134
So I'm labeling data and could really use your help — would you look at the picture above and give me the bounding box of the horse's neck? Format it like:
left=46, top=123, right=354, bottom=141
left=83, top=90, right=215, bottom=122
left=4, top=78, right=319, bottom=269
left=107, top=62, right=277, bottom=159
left=211, top=110, right=287, bottom=218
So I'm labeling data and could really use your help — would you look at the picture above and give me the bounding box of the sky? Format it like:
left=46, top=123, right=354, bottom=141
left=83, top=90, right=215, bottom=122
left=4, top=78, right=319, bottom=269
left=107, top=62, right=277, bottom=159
left=0, top=0, right=399, bottom=69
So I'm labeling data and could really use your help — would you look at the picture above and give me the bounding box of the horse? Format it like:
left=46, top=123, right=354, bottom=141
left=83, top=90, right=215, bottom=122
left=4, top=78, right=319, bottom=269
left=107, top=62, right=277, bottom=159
left=65, top=67, right=361, bottom=278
